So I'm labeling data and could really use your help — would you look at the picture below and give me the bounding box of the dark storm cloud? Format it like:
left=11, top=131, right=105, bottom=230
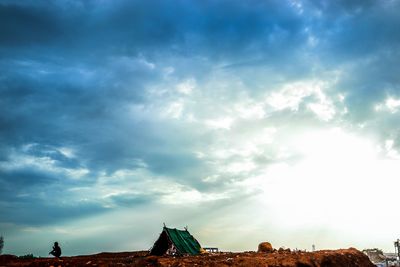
left=0, top=0, right=305, bottom=173
left=0, top=168, right=54, bottom=193
left=0, top=3, right=62, bottom=46
left=109, top=193, right=155, bottom=207
left=0, top=197, right=108, bottom=226
left=0, top=165, right=102, bottom=225
left=0, top=0, right=307, bottom=59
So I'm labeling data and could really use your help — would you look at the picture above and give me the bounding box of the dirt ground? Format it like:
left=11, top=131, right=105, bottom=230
left=0, top=248, right=375, bottom=267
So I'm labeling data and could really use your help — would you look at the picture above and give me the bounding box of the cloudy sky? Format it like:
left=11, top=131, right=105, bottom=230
left=1, top=0, right=400, bottom=256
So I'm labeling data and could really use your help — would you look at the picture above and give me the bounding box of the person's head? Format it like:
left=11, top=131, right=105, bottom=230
left=54, top=242, right=58, bottom=247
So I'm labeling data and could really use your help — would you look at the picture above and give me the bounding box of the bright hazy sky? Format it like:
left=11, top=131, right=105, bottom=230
left=1, top=0, right=400, bottom=256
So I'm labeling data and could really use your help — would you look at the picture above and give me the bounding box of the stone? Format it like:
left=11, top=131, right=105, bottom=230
left=258, top=242, right=273, bottom=253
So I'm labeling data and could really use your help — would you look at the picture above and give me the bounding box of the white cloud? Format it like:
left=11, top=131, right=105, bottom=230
left=0, top=145, right=89, bottom=180
left=222, top=160, right=256, bottom=174
left=176, top=78, right=196, bottom=95
left=267, top=80, right=323, bottom=108
left=307, top=102, right=336, bottom=121
left=235, top=102, right=265, bottom=120
left=265, top=79, right=340, bottom=121
left=375, top=97, right=400, bottom=113
left=385, top=97, right=400, bottom=113
left=59, top=147, right=75, bottom=158
left=384, top=139, right=400, bottom=159
left=266, top=81, right=315, bottom=111
left=205, top=117, right=234, bottom=130
left=160, top=186, right=227, bottom=205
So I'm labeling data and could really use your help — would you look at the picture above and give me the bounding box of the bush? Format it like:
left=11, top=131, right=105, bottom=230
left=18, top=254, right=36, bottom=259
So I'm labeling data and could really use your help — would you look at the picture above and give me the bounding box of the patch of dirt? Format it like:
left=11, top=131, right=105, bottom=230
left=0, top=248, right=375, bottom=267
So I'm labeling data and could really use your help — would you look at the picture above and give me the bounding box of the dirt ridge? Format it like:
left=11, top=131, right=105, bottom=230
left=0, top=248, right=374, bottom=267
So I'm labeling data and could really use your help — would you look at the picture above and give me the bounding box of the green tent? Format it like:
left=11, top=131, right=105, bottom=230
left=150, top=226, right=202, bottom=256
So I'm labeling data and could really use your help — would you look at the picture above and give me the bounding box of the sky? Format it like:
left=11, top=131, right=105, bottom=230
left=1, top=0, right=400, bottom=256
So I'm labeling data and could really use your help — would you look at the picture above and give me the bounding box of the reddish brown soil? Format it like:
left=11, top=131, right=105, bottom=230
left=0, top=248, right=374, bottom=267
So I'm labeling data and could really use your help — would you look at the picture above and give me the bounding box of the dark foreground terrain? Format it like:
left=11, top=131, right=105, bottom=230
left=0, top=248, right=375, bottom=267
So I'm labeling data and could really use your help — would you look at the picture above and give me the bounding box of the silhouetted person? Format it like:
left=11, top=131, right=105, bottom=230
left=49, top=242, right=61, bottom=258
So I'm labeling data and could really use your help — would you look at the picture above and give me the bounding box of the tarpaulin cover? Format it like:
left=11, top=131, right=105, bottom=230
left=164, top=227, right=202, bottom=255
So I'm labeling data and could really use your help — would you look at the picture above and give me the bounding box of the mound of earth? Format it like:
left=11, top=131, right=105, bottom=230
left=0, top=248, right=374, bottom=267
left=258, top=242, right=273, bottom=253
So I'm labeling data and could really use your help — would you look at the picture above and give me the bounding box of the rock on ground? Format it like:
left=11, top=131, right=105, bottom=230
left=258, top=242, right=273, bottom=253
